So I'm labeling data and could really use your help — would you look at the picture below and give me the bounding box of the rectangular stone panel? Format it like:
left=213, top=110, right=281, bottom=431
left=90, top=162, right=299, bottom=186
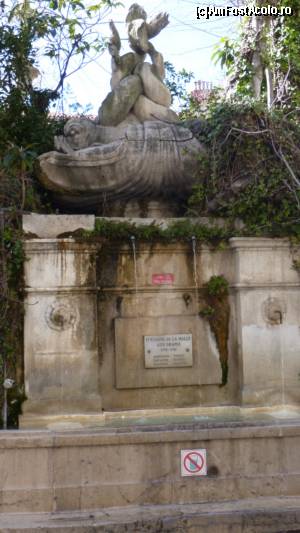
left=115, top=316, right=222, bottom=389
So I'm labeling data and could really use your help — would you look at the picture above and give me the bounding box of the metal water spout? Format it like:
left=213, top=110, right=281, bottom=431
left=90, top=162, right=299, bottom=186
left=130, top=235, right=138, bottom=294
left=191, top=235, right=198, bottom=292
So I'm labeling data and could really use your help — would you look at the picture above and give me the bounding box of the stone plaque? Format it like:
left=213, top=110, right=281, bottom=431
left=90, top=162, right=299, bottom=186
left=144, top=334, right=193, bottom=368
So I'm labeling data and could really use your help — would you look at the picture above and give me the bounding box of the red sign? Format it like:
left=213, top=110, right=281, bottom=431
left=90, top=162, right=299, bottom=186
left=181, top=449, right=207, bottom=477
left=152, top=273, right=174, bottom=285
left=184, top=452, right=204, bottom=473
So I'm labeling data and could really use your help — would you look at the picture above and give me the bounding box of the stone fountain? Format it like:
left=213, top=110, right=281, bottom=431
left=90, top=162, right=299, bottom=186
left=38, top=3, right=206, bottom=215
left=2, top=4, right=300, bottom=531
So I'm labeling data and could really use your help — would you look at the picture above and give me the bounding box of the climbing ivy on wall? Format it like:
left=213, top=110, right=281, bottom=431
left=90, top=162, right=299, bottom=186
left=212, top=0, right=300, bottom=107
left=0, top=216, right=25, bottom=427
left=199, top=275, right=230, bottom=386
left=87, top=218, right=232, bottom=245
left=184, top=96, right=300, bottom=237
left=0, top=0, right=115, bottom=427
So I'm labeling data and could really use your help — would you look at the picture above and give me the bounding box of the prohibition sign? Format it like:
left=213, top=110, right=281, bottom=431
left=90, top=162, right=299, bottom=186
left=184, top=451, right=204, bottom=473
left=181, top=449, right=207, bottom=476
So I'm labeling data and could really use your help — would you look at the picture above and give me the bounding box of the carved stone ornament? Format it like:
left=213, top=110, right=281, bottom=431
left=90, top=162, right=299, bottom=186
left=45, top=302, right=78, bottom=331
left=262, top=297, right=286, bottom=326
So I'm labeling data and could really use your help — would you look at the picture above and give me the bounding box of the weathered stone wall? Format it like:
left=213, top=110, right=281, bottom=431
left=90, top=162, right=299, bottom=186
left=1, top=423, right=300, bottom=513
left=231, top=238, right=300, bottom=406
left=20, top=215, right=300, bottom=428
left=97, top=242, right=237, bottom=410
left=20, top=234, right=102, bottom=428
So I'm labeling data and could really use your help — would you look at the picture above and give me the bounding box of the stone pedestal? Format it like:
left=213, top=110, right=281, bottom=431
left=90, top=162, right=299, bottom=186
left=230, top=238, right=300, bottom=407
left=20, top=238, right=103, bottom=429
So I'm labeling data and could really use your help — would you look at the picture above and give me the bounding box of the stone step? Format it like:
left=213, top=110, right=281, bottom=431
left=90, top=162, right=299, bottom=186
left=1, top=497, right=300, bottom=532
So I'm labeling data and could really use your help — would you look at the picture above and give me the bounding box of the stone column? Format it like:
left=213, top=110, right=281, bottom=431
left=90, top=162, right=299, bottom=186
left=20, top=238, right=102, bottom=429
left=230, top=237, right=300, bottom=407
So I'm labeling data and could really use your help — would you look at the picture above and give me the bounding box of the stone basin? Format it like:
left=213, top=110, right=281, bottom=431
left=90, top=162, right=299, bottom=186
left=24, top=405, right=300, bottom=432
left=38, top=121, right=205, bottom=209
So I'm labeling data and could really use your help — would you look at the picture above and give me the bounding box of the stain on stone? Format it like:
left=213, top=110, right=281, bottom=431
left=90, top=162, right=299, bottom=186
left=23, top=231, right=38, bottom=239
left=96, top=245, right=119, bottom=287
left=116, top=296, right=123, bottom=315
left=57, top=239, right=68, bottom=280
left=207, top=465, right=219, bottom=477
left=183, top=293, right=192, bottom=307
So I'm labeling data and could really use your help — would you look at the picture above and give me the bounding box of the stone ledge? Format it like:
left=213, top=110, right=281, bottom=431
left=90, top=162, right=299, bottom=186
left=25, top=287, right=97, bottom=293
left=1, top=497, right=300, bottom=531
left=231, top=282, right=300, bottom=289
left=23, top=214, right=95, bottom=238
left=2, top=414, right=300, bottom=448
left=230, top=237, right=291, bottom=249
left=23, top=239, right=98, bottom=252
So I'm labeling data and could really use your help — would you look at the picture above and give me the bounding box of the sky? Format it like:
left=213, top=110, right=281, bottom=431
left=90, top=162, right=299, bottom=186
left=36, top=0, right=240, bottom=114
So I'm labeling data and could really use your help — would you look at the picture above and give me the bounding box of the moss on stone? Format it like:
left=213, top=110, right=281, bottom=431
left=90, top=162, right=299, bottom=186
left=200, top=275, right=230, bottom=386
left=77, top=218, right=233, bottom=246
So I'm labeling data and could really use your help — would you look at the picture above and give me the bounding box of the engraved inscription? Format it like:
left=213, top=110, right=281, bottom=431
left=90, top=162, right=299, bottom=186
left=144, top=334, right=193, bottom=368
